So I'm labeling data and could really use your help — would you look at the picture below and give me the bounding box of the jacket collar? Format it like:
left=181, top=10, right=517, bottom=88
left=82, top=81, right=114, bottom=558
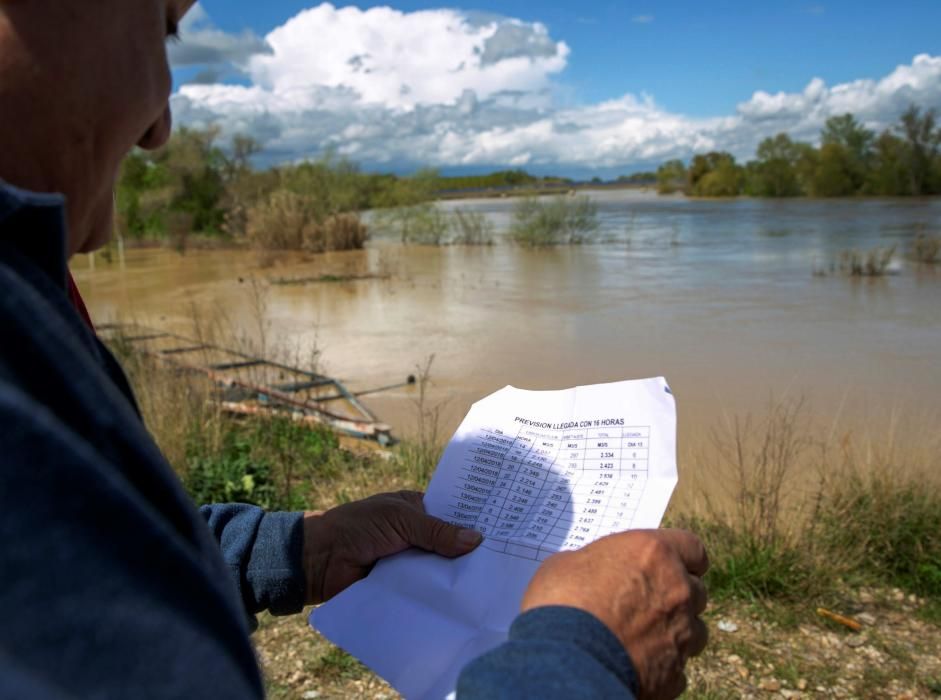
left=0, top=179, right=69, bottom=288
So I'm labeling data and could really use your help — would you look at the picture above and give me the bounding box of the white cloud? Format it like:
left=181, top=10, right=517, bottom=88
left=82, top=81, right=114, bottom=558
left=169, top=3, right=271, bottom=70
left=170, top=4, right=941, bottom=172
left=240, top=4, right=568, bottom=110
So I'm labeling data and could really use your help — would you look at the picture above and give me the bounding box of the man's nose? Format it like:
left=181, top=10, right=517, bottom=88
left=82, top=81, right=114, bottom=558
left=138, top=105, right=173, bottom=150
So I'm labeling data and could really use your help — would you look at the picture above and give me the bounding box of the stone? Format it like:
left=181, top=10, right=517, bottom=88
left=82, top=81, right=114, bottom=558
left=857, top=612, right=877, bottom=626
left=845, top=635, right=866, bottom=648
left=797, top=679, right=808, bottom=690
left=759, top=678, right=781, bottom=692
left=302, top=692, right=320, bottom=700
left=718, top=619, right=739, bottom=633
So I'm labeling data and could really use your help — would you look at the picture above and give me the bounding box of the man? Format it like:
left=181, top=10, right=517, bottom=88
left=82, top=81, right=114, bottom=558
left=0, top=2, right=708, bottom=698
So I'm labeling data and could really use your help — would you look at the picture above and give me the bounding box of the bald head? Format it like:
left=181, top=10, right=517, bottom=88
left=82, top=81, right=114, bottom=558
left=0, top=0, right=195, bottom=254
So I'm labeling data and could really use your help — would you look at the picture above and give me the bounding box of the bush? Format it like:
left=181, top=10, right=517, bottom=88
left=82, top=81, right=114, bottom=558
left=911, top=234, right=941, bottom=263
left=185, top=431, right=278, bottom=508
left=246, top=189, right=368, bottom=252
left=450, top=210, right=495, bottom=246
left=374, top=203, right=451, bottom=245
left=509, top=195, right=599, bottom=247
left=838, top=246, right=895, bottom=276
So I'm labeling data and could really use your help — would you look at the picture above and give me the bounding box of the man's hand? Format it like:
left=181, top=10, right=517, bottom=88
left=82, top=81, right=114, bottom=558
left=302, top=490, right=483, bottom=605
left=520, top=529, right=709, bottom=700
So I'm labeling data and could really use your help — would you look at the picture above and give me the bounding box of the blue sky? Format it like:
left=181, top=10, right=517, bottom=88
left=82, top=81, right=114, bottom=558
left=170, top=1, right=941, bottom=175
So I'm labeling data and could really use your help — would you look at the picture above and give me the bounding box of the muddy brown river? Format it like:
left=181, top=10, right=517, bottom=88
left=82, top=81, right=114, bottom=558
left=72, top=191, right=941, bottom=492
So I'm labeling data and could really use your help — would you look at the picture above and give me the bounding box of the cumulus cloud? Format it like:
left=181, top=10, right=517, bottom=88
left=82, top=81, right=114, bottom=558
left=170, top=4, right=941, bottom=171
left=168, top=4, right=271, bottom=72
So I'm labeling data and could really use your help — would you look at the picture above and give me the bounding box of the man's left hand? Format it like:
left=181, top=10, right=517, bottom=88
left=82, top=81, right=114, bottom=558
left=301, top=490, right=483, bottom=604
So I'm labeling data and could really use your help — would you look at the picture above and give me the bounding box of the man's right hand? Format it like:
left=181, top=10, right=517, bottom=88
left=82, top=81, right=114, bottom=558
left=520, top=529, right=709, bottom=700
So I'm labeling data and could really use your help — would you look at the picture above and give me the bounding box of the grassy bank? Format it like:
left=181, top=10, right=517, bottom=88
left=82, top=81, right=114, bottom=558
left=113, top=339, right=941, bottom=699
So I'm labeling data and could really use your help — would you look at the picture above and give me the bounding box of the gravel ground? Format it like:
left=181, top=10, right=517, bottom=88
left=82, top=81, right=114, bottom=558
left=253, top=586, right=941, bottom=699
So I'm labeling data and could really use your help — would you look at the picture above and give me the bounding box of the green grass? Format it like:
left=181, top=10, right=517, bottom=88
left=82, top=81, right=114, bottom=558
left=673, top=517, right=821, bottom=602
left=183, top=417, right=351, bottom=510
left=919, top=599, right=941, bottom=625
left=312, top=647, right=367, bottom=681
left=816, top=471, right=941, bottom=597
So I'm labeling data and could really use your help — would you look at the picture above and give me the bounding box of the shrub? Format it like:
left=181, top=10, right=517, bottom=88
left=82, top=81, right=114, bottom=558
left=375, top=203, right=451, bottom=245
left=305, top=212, right=369, bottom=253
left=450, top=210, right=495, bottom=246
left=509, top=195, right=599, bottom=247
left=911, top=234, right=941, bottom=263
left=838, top=246, right=895, bottom=276
left=246, top=190, right=369, bottom=252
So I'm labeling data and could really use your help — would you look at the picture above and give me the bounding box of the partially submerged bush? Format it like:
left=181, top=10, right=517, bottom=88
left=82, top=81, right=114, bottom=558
left=509, top=195, right=600, bottom=247
left=911, top=234, right=941, bottom=264
left=246, top=189, right=368, bottom=252
left=451, top=209, right=495, bottom=246
left=834, top=246, right=896, bottom=277
left=374, top=203, right=451, bottom=245
left=374, top=205, right=496, bottom=246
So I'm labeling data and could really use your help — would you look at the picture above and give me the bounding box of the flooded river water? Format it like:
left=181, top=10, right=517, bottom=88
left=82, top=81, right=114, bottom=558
left=73, top=190, right=941, bottom=479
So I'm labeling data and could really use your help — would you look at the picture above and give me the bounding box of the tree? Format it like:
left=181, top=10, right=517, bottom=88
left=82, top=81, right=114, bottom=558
left=897, top=104, right=941, bottom=196
left=656, top=160, right=687, bottom=194
left=688, top=152, right=743, bottom=197
left=810, top=143, right=855, bottom=197
left=227, top=134, right=262, bottom=178
left=869, top=130, right=909, bottom=196
left=821, top=114, right=874, bottom=193
left=748, top=133, right=804, bottom=197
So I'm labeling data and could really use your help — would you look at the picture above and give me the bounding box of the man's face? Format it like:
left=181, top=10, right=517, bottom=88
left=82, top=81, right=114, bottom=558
left=5, top=0, right=195, bottom=253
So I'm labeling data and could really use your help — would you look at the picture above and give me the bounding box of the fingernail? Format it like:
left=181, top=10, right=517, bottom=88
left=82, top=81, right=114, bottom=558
left=458, top=529, right=483, bottom=548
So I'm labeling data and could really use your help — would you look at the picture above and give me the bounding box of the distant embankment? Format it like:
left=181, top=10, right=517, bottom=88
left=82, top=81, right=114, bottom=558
left=435, top=181, right=653, bottom=200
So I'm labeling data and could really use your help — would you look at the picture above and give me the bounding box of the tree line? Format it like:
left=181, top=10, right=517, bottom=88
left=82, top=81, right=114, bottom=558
left=114, top=126, right=439, bottom=244
left=655, top=105, right=941, bottom=198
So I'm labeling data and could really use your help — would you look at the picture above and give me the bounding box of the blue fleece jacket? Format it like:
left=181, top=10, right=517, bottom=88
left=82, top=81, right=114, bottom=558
left=0, top=180, right=637, bottom=699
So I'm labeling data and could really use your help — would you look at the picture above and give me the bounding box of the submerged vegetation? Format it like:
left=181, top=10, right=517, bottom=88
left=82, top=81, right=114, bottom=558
left=911, top=234, right=941, bottom=264
left=657, top=105, right=941, bottom=198
left=509, top=195, right=600, bottom=247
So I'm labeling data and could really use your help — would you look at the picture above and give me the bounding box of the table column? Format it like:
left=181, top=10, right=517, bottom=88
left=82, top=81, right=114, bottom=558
left=450, top=426, right=514, bottom=534
left=536, top=428, right=587, bottom=560
left=559, top=425, right=622, bottom=551
left=501, top=428, right=562, bottom=559
left=597, top=427, right=650, bottom=537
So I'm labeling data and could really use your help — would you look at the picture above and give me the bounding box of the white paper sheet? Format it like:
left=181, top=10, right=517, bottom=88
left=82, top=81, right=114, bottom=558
left=311, top=377, right=678, bottom=700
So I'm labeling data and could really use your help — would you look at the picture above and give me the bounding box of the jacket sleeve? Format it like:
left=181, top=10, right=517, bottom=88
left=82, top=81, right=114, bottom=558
left=457, top=606, right=639, bottom=699
left=199, top=504, right=307, bottom=619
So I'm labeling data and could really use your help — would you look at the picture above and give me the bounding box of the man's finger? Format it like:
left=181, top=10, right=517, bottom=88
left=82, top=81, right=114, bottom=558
left=687, top=617, right=709, bottom=658
left=657, top=529, right=710, bottom=576
left=401, top=510, right=483, bottom=557
left=395, top=490, right=427, bottom=510
left=688, top=574, right=708, bottom=615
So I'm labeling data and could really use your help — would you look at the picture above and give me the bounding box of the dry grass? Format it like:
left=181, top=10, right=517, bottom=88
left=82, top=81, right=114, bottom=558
left=673, top=396, right=941, bottom=602
left=246, top=189, right=368, bottom=252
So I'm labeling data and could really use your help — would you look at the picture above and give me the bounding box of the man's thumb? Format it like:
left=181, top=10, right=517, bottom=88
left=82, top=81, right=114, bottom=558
left=409, top=513, right=483, bottom=557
